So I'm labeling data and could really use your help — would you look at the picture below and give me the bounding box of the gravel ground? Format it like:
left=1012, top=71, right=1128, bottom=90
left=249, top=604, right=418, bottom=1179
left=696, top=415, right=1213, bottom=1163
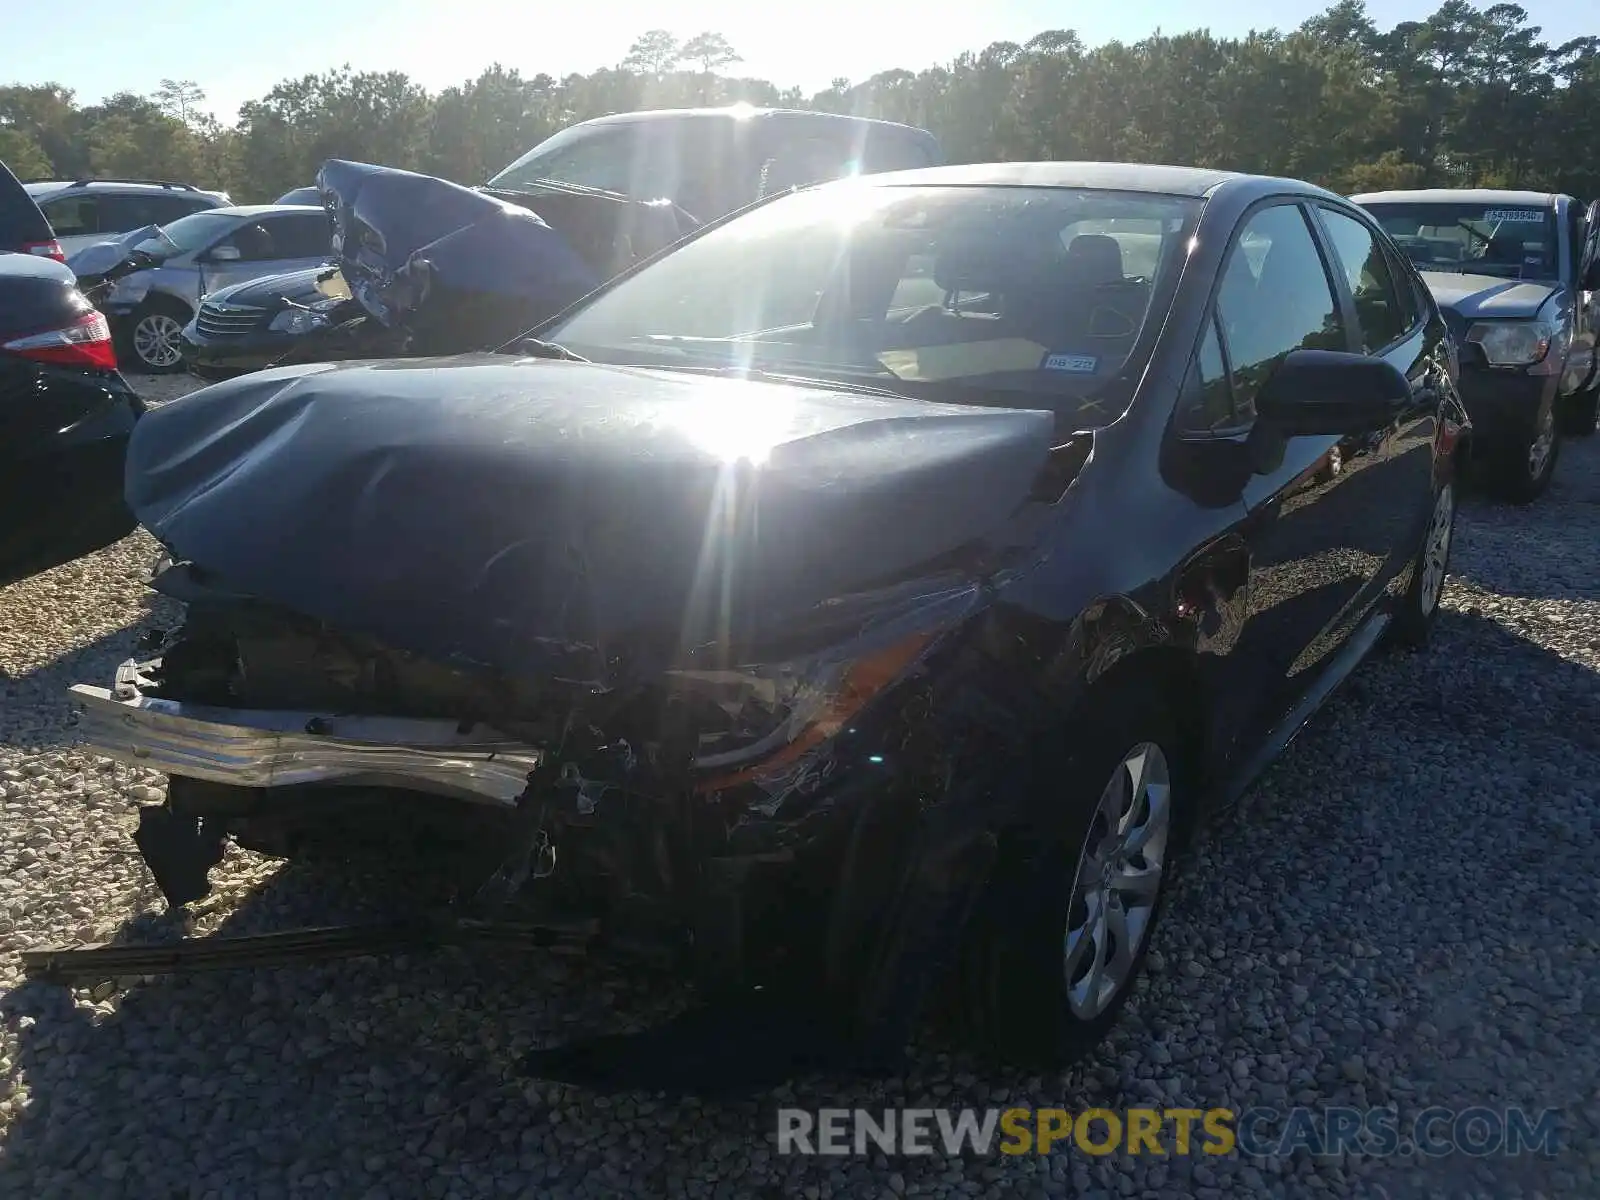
left=2, top=370, right=1597, bottom=1198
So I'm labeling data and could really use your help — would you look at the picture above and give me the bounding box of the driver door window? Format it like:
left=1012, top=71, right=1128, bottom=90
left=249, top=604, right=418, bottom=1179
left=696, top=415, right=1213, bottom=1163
left=1177, top=202, right=1345, bottom=433
left=1316, top=207, right=1409, bottom=351
left=215, top=221, right=276, bottom=262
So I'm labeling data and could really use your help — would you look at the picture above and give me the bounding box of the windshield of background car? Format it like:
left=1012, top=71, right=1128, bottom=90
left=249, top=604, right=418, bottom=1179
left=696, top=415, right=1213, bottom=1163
left=137, top=210, right=240, bottom=259
left=1362, top=201, right=1558, bottom=279
left=542, top=182, right=1201, bottom=425
left=487, top=120, right=742, bottom=211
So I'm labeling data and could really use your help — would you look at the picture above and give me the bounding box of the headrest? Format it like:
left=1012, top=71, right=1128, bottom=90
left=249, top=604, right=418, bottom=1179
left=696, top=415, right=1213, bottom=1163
left=933, top=231, right=1050, bottom=295
left=1062, top=233, right=1124, bottom=281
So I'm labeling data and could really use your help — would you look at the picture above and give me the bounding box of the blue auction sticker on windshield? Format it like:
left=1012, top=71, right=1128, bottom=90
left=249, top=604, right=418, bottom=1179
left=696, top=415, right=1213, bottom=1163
left=1484, top=209, right=1544, bottom=223
left=1041, top=352, right=1099, bottom=374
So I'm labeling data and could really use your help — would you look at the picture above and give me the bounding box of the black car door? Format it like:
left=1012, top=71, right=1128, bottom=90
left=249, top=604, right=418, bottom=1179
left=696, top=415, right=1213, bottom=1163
left=1307, top=200, right=1443, bottom=581
left=1198, top=200, right=1423, bottom=735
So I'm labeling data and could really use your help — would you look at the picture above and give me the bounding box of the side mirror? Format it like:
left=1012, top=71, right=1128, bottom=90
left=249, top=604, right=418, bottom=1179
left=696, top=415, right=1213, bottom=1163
left=1254, top=349, right=1411, bottom=437
left=208, top=244, right=241, bottom=263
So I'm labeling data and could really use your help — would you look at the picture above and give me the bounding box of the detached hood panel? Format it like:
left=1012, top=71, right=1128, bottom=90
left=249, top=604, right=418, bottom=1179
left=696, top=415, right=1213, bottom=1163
left=1420, top=271, right=1559, bottom=320
left=316, top=159, right=600, bottom=337
left=126, top=357, right=1055, bottom=681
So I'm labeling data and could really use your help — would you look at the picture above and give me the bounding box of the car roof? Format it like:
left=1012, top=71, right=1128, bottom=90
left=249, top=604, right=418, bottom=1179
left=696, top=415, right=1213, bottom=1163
left=847, top=160, right=1340, bottom=201
left=1351, top=188, right=1555, bottom=207
left=23, top=179, right=229, bottom=199
left=576, top=105, right=932, bottom=138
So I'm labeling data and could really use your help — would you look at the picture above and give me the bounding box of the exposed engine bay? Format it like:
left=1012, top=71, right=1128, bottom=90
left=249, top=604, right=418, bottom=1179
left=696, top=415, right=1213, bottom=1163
left=68, top=567, right=1011, bottom=1011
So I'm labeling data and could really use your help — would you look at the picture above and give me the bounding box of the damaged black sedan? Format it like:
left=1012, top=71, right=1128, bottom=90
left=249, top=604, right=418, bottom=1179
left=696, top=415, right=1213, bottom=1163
left=58, top=163, right=1466, bottom=1068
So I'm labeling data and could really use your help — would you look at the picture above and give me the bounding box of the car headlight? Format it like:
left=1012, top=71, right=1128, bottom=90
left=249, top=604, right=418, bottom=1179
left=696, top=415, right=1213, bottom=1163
left=672, top=631, right=933, bottom=778
left=1466, top=319, right=1556, bottom=366
left=268, top=306, right=334, bottom=335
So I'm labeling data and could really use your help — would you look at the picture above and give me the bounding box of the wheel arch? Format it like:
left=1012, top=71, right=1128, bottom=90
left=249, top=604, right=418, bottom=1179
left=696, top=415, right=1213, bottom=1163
left=829, top=630, right=1215, bottom=1051
left=138, top=290, right=195, bottom=319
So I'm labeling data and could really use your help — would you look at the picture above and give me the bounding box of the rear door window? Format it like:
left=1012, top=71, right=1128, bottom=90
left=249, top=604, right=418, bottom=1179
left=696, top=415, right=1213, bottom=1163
left=39, top=194, right=99, bottom=238
left=97, top=192, right=201, bottom=232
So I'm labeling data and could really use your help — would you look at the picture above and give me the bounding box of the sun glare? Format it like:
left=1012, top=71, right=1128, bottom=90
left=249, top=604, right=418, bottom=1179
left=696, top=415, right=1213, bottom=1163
left=669, top=389, right=800, bottom=466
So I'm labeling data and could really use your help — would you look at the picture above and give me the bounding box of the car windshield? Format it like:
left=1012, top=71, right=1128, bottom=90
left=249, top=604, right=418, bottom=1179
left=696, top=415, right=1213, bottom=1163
left=1362, top=201, right=1558, bottom=279
left=136, top=210, right=239, bottom=259
left=542, top=182, right=1200, bottom=427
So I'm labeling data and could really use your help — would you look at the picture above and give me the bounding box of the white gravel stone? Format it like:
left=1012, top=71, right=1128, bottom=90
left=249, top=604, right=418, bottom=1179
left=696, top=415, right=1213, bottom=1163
left=1, top=370, right=1596, bottom=1197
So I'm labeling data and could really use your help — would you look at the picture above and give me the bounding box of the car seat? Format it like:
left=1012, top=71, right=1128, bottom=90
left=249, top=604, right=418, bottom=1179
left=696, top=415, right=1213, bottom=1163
left=1005, top=233, right=1148, bottom=356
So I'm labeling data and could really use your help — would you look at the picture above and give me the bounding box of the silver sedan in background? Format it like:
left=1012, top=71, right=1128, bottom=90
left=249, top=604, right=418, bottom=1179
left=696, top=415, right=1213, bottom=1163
left=98, top=204, right=331, bottom=372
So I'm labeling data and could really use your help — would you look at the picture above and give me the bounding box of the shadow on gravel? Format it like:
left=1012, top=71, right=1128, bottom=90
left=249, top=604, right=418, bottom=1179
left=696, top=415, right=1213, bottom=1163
left=0, top=854, right=921, bottom=1196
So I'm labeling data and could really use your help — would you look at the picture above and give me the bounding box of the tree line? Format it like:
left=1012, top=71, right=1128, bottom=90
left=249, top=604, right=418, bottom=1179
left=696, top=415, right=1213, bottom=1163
left=2, top=2, right=1596, bottom=205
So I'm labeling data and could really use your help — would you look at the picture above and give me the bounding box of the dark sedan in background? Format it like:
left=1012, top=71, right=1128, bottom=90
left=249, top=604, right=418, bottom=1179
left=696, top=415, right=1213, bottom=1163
left=180, top=264, right=345, bottom=381
left=59, top=163, right=1464, bottom=1070
left=1, top=248, right=143, bottom=587
left=1355, top=188, right=1600, bottom=502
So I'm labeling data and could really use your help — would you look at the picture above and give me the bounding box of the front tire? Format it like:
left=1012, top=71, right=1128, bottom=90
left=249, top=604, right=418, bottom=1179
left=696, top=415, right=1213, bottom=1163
left=959, top=694, right=1188, bottom=1068
left=1389, top=479, right=1455, bottom=650
left=121, top=300, right=191, bottom=374
left=1485, top=400, right=1558, bottom=504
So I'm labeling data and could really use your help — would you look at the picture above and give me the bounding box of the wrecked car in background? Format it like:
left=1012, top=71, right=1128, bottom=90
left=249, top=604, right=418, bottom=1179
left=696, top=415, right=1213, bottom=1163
left=485, top=105, right=943, bottom=219
left=181, top=107, right=942, bottom=380
left=40, top=163, right=1465, bottom=1071
left=179, top=159, right=696, bottom=378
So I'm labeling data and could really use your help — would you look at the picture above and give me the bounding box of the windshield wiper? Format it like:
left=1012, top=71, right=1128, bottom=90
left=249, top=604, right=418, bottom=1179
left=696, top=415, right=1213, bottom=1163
left=640, top=361, right=912, bottom=399
left=505, top=337, right=589, bottom=362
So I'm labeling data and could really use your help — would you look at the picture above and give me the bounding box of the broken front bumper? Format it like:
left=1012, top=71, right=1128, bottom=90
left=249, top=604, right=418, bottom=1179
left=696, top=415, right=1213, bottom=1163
left=70, top=659, right=541, bottom=807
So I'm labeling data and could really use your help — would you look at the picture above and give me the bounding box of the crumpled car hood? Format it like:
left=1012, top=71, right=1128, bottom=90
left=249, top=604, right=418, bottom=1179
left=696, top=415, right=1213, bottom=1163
left=1420, top=271, right=1559, bottom=320
left=125, top=355, right=1055, bottom=684
left=317, top=159, right=600, bottom=333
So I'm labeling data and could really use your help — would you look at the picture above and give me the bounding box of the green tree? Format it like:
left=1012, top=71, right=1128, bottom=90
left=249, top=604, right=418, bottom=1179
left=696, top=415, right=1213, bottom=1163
left=681, top=32, right=741, bottom=102
left=621, top=30, right=682, bottom=77
left=155, top=79, right=207, bottom=124
left=1, top=8, right=1597, bottom=205
left=0, top=126, right=51, bottom=177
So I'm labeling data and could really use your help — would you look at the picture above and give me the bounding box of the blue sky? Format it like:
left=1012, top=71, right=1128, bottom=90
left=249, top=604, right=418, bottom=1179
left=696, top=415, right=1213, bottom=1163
left=0, top=0, right=1585, bottom=122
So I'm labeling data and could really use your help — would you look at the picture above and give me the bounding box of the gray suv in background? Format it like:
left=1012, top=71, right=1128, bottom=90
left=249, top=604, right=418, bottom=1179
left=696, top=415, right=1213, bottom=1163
left=22, top=178, right=231, bottom=263
left=100, top=204, right=333, bottom=372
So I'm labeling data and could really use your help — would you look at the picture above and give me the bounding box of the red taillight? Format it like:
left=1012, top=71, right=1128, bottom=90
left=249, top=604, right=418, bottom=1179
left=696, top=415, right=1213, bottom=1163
left=1, top=310, right=118, bottom=371
left=20, top=239, right=66, bottom=263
